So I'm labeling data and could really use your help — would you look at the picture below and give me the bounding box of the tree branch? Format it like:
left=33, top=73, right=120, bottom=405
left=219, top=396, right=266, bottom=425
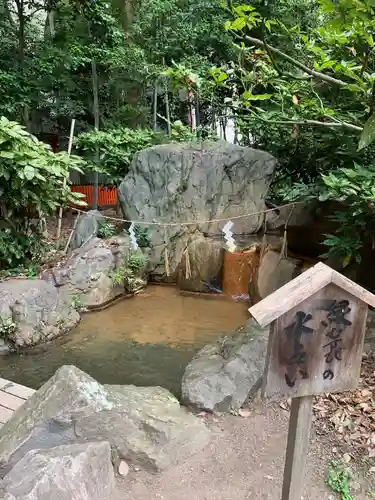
left=260, top=27, right=313, bottom=82
left=369, top=79, right=375, bottom=117
left=1, top=0, right=16, bottom=31
left=244, top=35, right=348, bottom=88
left=252, top=115, right=362, bottom=132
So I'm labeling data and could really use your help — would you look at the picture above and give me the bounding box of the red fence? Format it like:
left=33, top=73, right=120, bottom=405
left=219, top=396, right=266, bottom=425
left=70, top=185, right=117, bottom=208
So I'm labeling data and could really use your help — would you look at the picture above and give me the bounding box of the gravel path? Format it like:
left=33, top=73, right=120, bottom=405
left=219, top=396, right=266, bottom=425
left=117, top=401, right=363, bottom=500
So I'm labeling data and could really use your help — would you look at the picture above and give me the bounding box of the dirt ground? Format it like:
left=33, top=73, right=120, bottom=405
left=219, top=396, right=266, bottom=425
left=116, top=400, right=371, bottom=500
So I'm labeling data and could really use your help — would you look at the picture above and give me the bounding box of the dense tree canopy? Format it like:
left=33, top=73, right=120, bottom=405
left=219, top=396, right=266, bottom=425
left=1, top=0, right=375, bottom=270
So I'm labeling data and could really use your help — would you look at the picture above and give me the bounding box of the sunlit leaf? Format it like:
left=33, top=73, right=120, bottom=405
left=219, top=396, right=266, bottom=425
left=24, top=165, right=35, bottom=180
left=229, top=17, right=247, bottom=31
left=358, top=113, right=375, bottom=150
left=342, top=255, right=352, bottom=268
left=242, top=91, right=272, bottom=100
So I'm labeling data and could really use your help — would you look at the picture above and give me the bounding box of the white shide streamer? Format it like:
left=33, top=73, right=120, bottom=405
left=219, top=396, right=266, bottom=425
left=222, top=220, right=237, bottom=253
left=129, top=222, right=139, bottom=250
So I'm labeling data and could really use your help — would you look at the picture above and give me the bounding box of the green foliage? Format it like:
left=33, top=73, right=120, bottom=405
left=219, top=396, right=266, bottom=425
left=76, top=127, right=160, bottom=183
left=111, top=250, right=147, bottom=293
left=97, top=220, right=116, bottom=239
left=326, top=460, right=354, bottom=500
left=71, top=294, right=86, bottom=313
left=0, top=117, right=85, bottom=213
left=217, top=0, right=375, bottom=261
left=0, top=117, right=85, bottom=268
left=162, top=62, right=202, bottom=90
left=0, top=316, right=17, bottom=342
left=132, top=225, right=150, bottom=248
left=359, top=113, right=375, bottom=150
left=76, top=121, right=201, bottom=183
left=318, top=164, right=375, bottom=263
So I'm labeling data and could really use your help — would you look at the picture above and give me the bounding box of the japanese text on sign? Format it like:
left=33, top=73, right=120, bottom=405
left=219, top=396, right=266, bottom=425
left=283, top=299, right=352, bottom=388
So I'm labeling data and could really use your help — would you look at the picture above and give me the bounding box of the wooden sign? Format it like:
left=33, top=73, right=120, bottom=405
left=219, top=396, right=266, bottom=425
left=249, top=262, right=375, bottom=500
left=263, top=284, right=367, bottom=399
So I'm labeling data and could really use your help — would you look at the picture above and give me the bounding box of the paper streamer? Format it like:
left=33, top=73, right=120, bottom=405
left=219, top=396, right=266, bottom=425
left=222, top=220, right=237, bottom=253
left=129, top=222, right=139, bottom=250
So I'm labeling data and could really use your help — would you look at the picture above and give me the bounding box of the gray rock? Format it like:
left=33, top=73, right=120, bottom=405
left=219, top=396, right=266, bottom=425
left=44, top=236, right=139, bottom=308
left=71, top=210, right=105, bottom=250
left=0, top=280, right=79, bottom=348
left=179, top=236, right=224, bottom=292
left=117, top=460, right=129, bottom=477
left=118, top=141, right=276, bottom=279
left=0, top=339, right=10, bottom=355
left=181, top=319, right=269, bottom=412
left=250, top=249, right=302, bottom=302
left=0, top=365, right=210, bottom=475
left=1, top=441, right=118, bottom=500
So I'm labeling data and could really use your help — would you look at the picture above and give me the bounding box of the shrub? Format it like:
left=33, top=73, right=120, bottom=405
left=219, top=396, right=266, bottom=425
left=0, top=117, right=86, bottom=269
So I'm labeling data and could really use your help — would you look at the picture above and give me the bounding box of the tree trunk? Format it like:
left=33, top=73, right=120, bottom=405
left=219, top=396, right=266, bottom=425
left=15, top=0, right=29, bottom=128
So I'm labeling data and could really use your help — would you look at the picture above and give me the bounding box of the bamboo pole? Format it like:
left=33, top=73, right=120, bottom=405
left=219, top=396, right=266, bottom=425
left=63, top=212, right=80, bottom=254
left=56, top=118, right=75, bottom=240
left=91, top=59, right=100, bottom=210
left=162, top=57, right=172, bottom=137
left=153, top=79, right=158, bottom=132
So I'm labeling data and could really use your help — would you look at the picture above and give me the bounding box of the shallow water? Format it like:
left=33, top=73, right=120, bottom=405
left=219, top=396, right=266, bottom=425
left=0, top=286, right=248, bottom=396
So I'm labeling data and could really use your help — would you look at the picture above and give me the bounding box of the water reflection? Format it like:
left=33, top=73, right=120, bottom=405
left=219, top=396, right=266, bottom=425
left=0, top=286, right=248, bottom=396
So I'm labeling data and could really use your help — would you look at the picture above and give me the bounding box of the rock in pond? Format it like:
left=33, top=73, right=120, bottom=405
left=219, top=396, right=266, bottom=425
left=0, top=279, right=79, bottom=348
left=0, top=365, right=210, bottom=476
left=118, top=140, right=276, bottom=279
left=179, top=236, right=224, bottom=292
left=0, top=441, right=118, bottom=500
left=44, top=236, right=145, bottom=308
left=181, top=319, right=269, bottom=413
left=250, top=247, right=303, bottom=302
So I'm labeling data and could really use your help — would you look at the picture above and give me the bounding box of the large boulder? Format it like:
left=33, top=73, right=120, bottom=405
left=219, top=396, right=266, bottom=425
left=0, top=365, right=210, bottom=475
left=118, top=141, right=276, bottom=279
left=179, top=236, right=224, bottom=292
left=44, top=236, right=142, bottom=308
left=181, top=319, right=269, bottom=412
left=0, top=280, right=79, bottom=348
left=0, top=442, right=118, bottom=500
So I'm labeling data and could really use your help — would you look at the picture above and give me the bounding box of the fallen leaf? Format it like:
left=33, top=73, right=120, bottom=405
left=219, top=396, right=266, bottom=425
left=361, top=389, right=372, bottom=398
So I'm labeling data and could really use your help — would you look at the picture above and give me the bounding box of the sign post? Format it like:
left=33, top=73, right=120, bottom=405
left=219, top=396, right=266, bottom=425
left=249, top=262, right=375, bottom=500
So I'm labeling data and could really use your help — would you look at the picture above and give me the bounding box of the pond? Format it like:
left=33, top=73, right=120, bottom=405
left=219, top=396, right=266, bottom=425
left=0, top=286, right=249, bottom=396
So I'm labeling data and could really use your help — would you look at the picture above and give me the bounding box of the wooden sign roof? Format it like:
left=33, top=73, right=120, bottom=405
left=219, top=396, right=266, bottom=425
left=249, top=262, right=375, bottom=327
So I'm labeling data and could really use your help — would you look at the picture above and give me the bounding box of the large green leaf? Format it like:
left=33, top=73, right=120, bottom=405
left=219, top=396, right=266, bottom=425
left=358, top=113, right=375, bottom=150
left=24, top=165, right=35, bottom=180
left=242, top=91, right=273, bottom=100
left=229, top=17, right=247, bottom=31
